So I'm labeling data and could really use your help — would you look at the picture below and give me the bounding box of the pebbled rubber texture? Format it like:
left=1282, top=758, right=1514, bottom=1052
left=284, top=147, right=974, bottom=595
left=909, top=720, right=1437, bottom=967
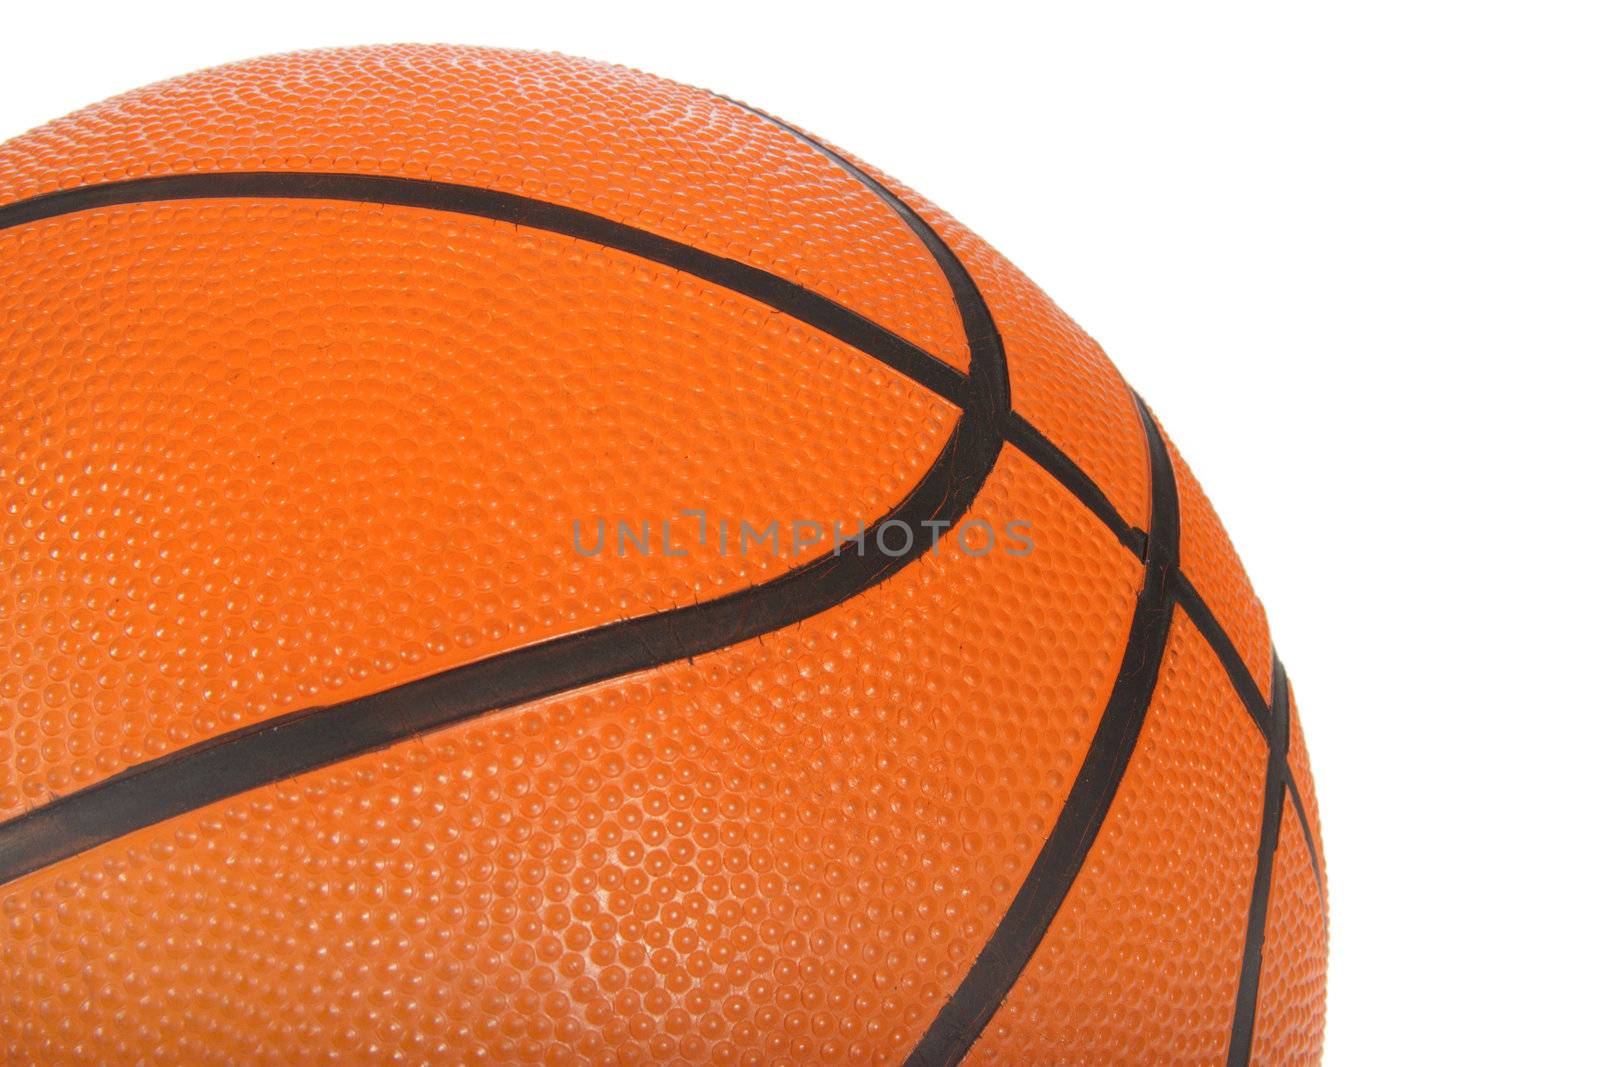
left=0, top=45, right=1325, bottom=1065
left=1287, top=692, right=1325, bottom=871
left=1, top=449, right=1141, bottom=1064
left=966, top=612, right=1268, bottom=1065
left=0, top=197, right=958, bottom=821
left=0, top=48, right=970, bottom=374
left=1250, top=770, right=1329, bottom=1064
left=1167, top=436, right=1276, bottom=702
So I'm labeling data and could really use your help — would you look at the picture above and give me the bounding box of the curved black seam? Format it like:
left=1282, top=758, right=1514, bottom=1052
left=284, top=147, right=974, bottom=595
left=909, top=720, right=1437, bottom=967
left=1284, top=764, right=1324, bottom=901
left=723, top=103, right=1008, bottom=415
left=904, top=393, right=1180, bottom=1067
left=0, top=173, right=971, bottom=409
left=1227, top=656, right=1292, bottom=1066
left=1005, top=412, right=1142, bottom=554
left=0, top=174, right=1141, bottom=568
left=1175, top=571, right=1273, bottom=736
left=737, top=112, right=1324, bottom=906
left=739, top=112, right=1327, bottom=1057
left=0, top=170, right=1010, bottom=888
left=1176, top=571, right=1324, bottom=899
left=727, top=104, right=1146, bottom=568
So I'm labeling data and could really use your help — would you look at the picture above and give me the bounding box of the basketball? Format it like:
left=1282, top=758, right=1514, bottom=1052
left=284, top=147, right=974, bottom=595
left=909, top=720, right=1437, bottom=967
left=0, top=45, right=1325, bottom=1064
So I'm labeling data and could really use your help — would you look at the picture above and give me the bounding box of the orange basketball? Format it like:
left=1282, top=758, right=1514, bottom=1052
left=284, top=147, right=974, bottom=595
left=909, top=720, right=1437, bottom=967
left=0, top=46, right=1325, bottom=1064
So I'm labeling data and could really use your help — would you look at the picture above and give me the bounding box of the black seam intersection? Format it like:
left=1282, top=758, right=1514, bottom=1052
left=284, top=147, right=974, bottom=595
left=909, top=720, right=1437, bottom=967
left=723, top=111, right=1329, bottom=912
left=729, top=115, right=1323, bottom=900
left=903, top=394, right=1180, bottom=1066
left=0, top=168, right=1009, bottom=887
left=509, top=97, right=1330, bottom=927
left=1176, top=573, right=1324, bottom=901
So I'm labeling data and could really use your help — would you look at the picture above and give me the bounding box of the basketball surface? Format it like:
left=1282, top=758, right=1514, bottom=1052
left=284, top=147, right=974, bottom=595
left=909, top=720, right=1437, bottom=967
left=0, top=45, right=1326, bottom=1065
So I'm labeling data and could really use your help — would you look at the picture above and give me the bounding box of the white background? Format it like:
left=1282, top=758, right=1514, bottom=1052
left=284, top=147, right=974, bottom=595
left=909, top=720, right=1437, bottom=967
left=2, top=3, right=1594, bottom=1062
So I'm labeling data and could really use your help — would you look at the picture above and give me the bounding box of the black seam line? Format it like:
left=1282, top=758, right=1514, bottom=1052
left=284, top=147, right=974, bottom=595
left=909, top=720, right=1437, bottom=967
left=1175, top=572, right=1273, bottom=736
left=0, top=173, right=973, bottom=410
left=1005, top=412, right=1142, bottom=554
left=0, top=172, right=1131, bottom=558
left=723, top=102, right=1139, bottom=559
left=1227, top=656, right=1292, bottom=1067
left=0, top=172, right=1123, bottom=556
left=1284, top=762, right=1324, bottom=902
left=1008, top=417, right=1326, bottom=907
left=736, top=114, right=1317, bottom=899
left=0, top=168, right=1011, bottom=888
left=729, top=104, right=1144, bottom=563
left=722, top=102, right=1010, bottom=414
left=904, top=393, right=1180, bottom=1067
left=1175, top=572, right=1325, bottom=899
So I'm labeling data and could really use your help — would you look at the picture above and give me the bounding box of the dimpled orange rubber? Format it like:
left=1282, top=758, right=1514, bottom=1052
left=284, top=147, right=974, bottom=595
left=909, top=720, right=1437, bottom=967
left=0, top=46, right=1325, bottom=1065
